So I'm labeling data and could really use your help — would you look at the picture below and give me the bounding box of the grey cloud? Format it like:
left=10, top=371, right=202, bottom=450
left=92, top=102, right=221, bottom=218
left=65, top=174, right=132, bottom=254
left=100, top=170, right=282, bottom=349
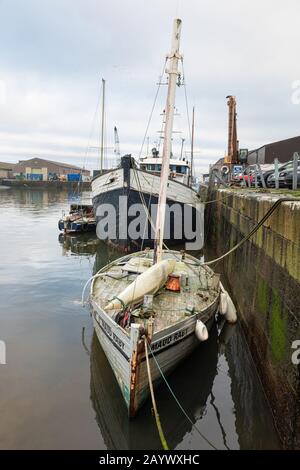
left=0, top=0, right=299, bottom=173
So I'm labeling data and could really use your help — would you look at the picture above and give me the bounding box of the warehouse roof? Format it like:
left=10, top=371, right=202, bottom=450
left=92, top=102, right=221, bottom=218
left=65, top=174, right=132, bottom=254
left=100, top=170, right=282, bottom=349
left=0, top=161, right=15, bottom=170
left=17, top=157, right=84, bottom=170
left=249, top=135, right=300, bottom=154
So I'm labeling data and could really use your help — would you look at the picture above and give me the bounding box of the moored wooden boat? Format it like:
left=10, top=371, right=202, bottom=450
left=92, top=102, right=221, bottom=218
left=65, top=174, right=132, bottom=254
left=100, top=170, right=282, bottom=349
left=90, top=249, right=220, bottom=417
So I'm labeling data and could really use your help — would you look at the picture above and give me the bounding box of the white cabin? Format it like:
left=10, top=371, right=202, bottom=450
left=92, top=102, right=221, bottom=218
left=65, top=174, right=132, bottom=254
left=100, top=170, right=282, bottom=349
left=140, top=148, right=190, bottom=185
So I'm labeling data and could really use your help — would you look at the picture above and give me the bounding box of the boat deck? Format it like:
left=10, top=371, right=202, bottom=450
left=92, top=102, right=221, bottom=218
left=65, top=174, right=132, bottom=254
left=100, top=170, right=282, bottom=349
left=92, top=251, right=220, bottom=335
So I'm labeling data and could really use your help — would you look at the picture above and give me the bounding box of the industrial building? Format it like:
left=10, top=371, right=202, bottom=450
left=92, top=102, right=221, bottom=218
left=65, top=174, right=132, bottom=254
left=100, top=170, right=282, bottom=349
left=13, top=157, right=90, bottom=181
left=247, top=135, right=300, bottom=165
left=0, top=162, right=15, bottom=179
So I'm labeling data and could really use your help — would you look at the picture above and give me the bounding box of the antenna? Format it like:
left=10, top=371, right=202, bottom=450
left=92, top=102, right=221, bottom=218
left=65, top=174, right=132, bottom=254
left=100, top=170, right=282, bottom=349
left=190, top=106, right=195, bottom=186
left=114, top=126, right=121, bottom=165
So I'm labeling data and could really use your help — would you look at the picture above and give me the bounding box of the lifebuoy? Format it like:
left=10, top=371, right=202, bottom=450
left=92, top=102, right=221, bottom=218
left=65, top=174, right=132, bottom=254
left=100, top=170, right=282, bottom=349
left=221, top=165, right=230, bottom=175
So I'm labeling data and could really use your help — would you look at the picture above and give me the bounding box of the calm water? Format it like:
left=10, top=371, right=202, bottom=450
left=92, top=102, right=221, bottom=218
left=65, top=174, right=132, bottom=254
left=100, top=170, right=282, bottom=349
left=0, top=188, right=280, bottom=450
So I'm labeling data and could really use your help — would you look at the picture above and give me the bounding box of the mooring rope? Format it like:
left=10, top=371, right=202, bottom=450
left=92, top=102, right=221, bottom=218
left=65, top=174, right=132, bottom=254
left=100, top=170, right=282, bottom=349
left=146, top=338, right=219, bottom=450
left=144, top=337, right=169, bottom=450
left=202, top=197, right=300, bottom=266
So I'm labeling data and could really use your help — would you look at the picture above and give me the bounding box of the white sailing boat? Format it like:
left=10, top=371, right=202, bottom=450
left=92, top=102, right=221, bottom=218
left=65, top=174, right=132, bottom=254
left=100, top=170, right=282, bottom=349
left=88, top=19, right=221, bottom=417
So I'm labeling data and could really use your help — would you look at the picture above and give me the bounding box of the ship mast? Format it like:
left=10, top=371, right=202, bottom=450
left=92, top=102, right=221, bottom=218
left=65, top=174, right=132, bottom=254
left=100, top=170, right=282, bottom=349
left=100, top=78, right=106, bottom=174
left=190, top=105, right=195, bottom=187
left=153, top=18, right=182, bottom=264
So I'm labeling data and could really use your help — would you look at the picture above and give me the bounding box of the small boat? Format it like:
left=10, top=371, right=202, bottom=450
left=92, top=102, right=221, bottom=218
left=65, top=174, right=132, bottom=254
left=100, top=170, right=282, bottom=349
left=90, top=248, right=220, bottom=417
left=58, top=204, right=96, bottom=234
left=88, top=19, right=222, bottom=418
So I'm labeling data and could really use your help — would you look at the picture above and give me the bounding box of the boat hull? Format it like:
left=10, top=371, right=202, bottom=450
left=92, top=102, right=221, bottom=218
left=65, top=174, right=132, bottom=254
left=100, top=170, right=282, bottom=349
left=92, top=156, right=203, bottom=252
left=58, top=219, right=96, bottom=233
left=91, top=294, right=219, bottom=417
left=90, top=323, right=219, bottom=449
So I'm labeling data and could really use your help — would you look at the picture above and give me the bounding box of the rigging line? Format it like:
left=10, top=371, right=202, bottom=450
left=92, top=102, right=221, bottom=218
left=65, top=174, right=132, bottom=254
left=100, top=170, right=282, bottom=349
left=138, top=58, right=168, bottom=161
left=86, top=89, right=102, bottom=163
left=73, top=87, right=102, bottom=207
left=132, top=168, right=170, bottom=251
left=203, top=193, right=233, bottom=205
left=157, top=112, right=165, bottom=154
left=146, top=339, right=218, bottom=450
left=181, top=59, right=192, bottom=152
left=132, top=168, right=156, bottom=234
left=126, top=169, right=156, bottom=305
left=141, top=174, right=155, bottom=250
left=75, top=111, right=99, bottom=202
left=134, top=170, right=158, bottom=248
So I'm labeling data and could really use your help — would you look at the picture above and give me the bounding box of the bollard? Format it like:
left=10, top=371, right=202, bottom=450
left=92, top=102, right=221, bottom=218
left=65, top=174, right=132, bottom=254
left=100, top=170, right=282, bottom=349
left=274, top=158, right=279, bottom=190
left=248, top=167, right=252, bottom=187
left=254, top=165, right=258, bottom=188
left=257, top=164, right=266, bottom=189
left=292, top=152, right=298, bottom=190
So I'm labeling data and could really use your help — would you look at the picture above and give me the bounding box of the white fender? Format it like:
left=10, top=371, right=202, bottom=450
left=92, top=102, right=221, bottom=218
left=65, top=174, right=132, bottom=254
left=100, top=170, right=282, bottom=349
left=225, top=294, right=237, bottom=324
left=219, top=282, right=237, bottom=324
left=195, top=319, right=209, bottom=342
left=219, top=292, right=228, bottom=315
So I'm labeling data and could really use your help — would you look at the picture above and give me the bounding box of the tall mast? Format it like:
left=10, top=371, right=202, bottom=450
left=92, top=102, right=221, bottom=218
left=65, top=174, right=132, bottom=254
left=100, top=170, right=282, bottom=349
left=153, top=18, right=182, bottom=263
left=190, top=106, right=195, bottom=186
left=100, top=78, right=105, bottom=173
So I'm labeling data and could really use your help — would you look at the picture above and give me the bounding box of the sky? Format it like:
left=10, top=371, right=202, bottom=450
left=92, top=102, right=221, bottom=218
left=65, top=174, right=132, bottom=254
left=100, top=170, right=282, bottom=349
left=0, top=0, right=300, bottom=174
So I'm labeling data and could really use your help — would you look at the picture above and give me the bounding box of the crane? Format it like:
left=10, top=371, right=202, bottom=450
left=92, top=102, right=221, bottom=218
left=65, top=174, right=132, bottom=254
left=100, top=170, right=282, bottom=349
left=224, top=95, right=239, bottom=165
left=114, top=126, right=120, bottom=163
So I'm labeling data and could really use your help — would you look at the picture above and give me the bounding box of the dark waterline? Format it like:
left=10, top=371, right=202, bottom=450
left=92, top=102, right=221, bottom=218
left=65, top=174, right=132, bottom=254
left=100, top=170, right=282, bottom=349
left=0, top=188, right=280, bottom=449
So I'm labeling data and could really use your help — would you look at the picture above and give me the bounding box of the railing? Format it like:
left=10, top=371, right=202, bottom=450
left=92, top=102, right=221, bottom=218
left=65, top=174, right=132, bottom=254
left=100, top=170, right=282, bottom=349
left=208, top=151, right=300, bottom=191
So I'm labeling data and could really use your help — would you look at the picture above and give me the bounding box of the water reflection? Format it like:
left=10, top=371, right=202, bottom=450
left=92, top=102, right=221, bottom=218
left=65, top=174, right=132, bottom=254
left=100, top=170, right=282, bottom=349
left=1, top=187, right=71, bottom=206
left=224, top=322, right=281, bottom=449
left=58, top=233, right=120, bottom=270
left=58, top=233, right=100, bottom=257
left=90, top=315, right=280, bottom=450
left=90, top=325, right=219, bottom=450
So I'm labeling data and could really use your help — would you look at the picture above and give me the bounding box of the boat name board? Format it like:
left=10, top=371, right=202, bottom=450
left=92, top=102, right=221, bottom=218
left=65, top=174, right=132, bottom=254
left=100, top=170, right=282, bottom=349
left=99, top=316, right=125, bottom=349
left=151, top=328, right=189, bottom=353
left=94, top=312, right=131, bottom=360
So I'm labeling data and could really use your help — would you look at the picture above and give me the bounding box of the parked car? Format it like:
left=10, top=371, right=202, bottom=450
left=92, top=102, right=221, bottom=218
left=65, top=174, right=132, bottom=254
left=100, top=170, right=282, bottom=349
left=267, top=159, right=300, bottom=187
left=233, top=164, right=274, bottom=187
left=282, top=169, right=300, bottom=188
left=232, top=170, right=253, bottom=185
